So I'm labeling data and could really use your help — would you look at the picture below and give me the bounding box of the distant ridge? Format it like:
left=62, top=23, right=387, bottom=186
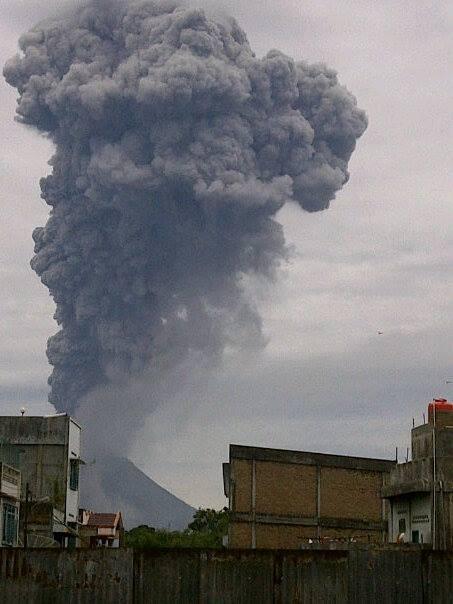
left=80, top=455, right=195, bottom=530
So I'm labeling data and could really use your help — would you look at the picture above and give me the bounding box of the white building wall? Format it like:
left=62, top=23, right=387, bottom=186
left=390, top=494, right=431, bottom=544
left=410, top=494, right=431, bottom=544
left=391, top=499, right=410, bottom=542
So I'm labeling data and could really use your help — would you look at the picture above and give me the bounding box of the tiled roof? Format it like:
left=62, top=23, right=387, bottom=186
left=86, top=512, right=122, bottom=528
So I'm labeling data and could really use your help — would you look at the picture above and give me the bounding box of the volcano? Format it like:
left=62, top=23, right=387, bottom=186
left=81, top=455, right=195, bottom=530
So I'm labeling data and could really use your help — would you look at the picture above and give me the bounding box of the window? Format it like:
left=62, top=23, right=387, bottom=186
left=398, top=518, right=406, bottom=534
left=2, top=503, right=18, bottom=546
left=69, top=459, right=79, bottom=491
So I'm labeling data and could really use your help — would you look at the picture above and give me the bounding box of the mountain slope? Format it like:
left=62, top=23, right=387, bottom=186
left=80, top=455, right=195, bottom=530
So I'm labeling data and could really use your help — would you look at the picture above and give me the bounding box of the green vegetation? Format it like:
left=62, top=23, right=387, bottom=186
left=125, top=507, right=230, bottom=549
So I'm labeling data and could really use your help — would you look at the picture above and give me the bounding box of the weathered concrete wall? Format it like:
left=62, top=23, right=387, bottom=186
left=134, top=549, right=344, bottom=603
left=0, top=548, right=133, bottom=603
left=411, top=423, right=453, bottom=463
left=0, top=416, right=71, bottom=511
left=0, top=416, right=69, bottom=446
left=1, top=547, right=452, bottom=603
left=17, top=444, right=67, bottom=509
left=135, top=548, right=453, bottom=604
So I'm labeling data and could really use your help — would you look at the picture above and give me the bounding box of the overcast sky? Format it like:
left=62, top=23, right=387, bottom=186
left=1, top=1, right=452, bottom=508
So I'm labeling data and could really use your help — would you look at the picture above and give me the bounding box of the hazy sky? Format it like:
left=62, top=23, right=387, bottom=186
left=1, top=1, right=452, bottom=508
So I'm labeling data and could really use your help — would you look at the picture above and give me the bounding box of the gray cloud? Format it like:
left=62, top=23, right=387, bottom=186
left=4, top=0, right=366, bottom=454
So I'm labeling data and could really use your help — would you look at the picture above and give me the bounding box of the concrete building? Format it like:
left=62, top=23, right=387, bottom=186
left=0, top=444, right=21, bottom=547
left=0, top=414, right=83, bottom=547
left=223, top=444, right=395, bottom=548
left=0, top=460, right=21, bottom=547
left=382, top=398, right=453, bottom=549
left=79, top=510, right=124, bottom=548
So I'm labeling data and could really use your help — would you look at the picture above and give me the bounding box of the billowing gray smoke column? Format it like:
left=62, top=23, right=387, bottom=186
left=4, top=1, right=367, bottom=416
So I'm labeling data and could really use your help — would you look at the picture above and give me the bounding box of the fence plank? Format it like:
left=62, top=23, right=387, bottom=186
left=280, top=551, right=348, bottom=604
left=0, top=548, right=133, bottom=604
left=0, top=546, right=449, bottom=603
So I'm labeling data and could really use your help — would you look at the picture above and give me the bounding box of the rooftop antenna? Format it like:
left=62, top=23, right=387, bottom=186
left=20, top=407, right=26, bottom=417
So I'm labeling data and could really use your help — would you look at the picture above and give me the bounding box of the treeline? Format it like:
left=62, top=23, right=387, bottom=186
left=124, top=507, right=229, bottom=549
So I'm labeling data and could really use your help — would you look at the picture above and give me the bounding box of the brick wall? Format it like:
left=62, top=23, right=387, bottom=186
left=229, top=522, right=316, bottom=549
left=229, top=522, right=384, bottom=549
left=232, top=459, right=252, bottom=512
left=320, top=467, right=383, bottom=521
left=229, top=522, right=252, bottom=548
left=318, top=528, right=382, bottom=542
left=229, top=450, right=390, bottom=548
left=255, top=461, right=317, bottom=516
left=255, top=524, right=314, bottom=549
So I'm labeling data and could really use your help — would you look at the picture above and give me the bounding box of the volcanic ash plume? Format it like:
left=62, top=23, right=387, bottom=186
left=4, top=1, right=367, bottom=423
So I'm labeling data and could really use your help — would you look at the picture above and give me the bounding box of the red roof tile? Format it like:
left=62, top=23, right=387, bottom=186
left=86, top=512, right=122, bottom=529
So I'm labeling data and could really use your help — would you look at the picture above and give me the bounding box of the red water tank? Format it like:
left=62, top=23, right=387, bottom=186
left=428, top=398, right=453, bottom=422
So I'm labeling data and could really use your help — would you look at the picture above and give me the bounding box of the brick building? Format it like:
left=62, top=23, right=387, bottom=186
left=223, top=444, right=395, bottom=548
left=382, top=399, right=453, bottom=549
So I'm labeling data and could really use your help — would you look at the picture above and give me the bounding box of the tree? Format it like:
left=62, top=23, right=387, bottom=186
left=124, top=508, right=230, bottom=549
left=187, top=507, right=230, bottom=541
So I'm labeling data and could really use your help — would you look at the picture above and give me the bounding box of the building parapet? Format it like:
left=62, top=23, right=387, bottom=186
left=382, top=480, right=431, bottom=498
left=230, top=444, right=395, bottom=473
left=383, top=455, right=453, bottom=498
